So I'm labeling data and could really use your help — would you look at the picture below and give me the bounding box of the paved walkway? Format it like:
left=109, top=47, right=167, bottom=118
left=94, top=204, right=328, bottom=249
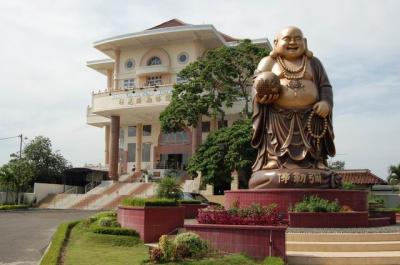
left=0, top=209, right=95, bottom=265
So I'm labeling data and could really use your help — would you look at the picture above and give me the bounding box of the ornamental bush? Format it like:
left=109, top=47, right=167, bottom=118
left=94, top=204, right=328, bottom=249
left=150, top=233, right=209, bottom=263
left=291, top=195, right=340, bottom=213
left=121, top=197, right=179, bottom=207
left=90, top=225, right=139, bottom=237
left=198, top=203, right=280, bottom=225
left=98, top=216, right=120, bottom=228
left=156, top=176, right=183, bottom=200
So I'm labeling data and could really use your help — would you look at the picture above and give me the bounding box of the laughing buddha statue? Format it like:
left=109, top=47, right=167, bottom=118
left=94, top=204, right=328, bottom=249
left=249, top=26, right=341, bottom=189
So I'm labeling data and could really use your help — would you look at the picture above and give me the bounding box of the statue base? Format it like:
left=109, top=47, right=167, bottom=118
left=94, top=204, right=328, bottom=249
left=249, top=168, right=341, bottom=189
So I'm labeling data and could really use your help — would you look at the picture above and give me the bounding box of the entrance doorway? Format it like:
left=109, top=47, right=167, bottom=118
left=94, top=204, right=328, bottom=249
left=158, top=153, right=188, bottom=170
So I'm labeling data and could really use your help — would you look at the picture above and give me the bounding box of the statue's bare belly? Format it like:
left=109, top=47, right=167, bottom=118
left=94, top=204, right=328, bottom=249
left=274, top=79, right=319, bottom=109
left=270, top=61, right=319, bottom=109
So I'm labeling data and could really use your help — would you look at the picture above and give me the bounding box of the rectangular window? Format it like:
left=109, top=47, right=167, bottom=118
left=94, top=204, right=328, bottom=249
left=142, top=143, right=151, bottom=162
left=218, top=120, right=228, bottom=129
left=143, top=125, right=152, bottom=136
left=128, top=143, right=136, bottom=162
left=128, top=126, right=136, bottom=137
left=176, top=76, right=187, bottom=84
left=146, top=76, right=162, bottom=86
left=119, top=128, right=125, bottom=148
left=202, top=121, right=210, bottom=133
left=123, top=79, right=135, bottom=88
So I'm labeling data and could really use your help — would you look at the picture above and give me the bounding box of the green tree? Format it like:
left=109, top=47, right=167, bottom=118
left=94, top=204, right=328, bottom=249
left=187, top=119, right=256, bottom=192
left=328, top=160, right=346, bottom=170
left=388, top=163, right=400, bottom=185
left=0, top=163, right=15, bottom=203
left=0, top=159, right=34, bottom=204
left=160, top=40, right=269, bottom=133
left=13, top=136, right=71, bottom=185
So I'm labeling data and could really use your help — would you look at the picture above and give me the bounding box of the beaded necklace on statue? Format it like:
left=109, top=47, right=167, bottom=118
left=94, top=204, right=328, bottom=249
left=277, top=55, right=307, bottom=96
left=307, top=109, right=328, bottom=158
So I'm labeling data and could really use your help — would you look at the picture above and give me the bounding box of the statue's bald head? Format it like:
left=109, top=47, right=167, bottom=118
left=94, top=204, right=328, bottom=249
left=271, top=26, right=312, bottom=60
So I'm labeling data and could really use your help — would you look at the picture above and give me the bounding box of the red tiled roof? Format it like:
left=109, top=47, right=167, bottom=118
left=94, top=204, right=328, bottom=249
left=147, top=18, right=188, bottom=30
left=336, top=169, right=387, bottom=185
left=219, top=32, right=238, bottom=42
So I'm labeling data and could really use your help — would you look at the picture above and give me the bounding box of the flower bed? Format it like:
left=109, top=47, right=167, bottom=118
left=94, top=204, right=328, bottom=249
left=198, top=203, right=280, bottom=226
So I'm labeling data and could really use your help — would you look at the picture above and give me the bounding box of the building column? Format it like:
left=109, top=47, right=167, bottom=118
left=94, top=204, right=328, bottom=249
left=135, top=124, right=143, bottom=172
left=106, top=69, right=113, bottom=91
left=113, top=49, right=120, bottom=91
left=191, top=121, right=202, bottom=155
left=105, top=125, right=110, bottom=165
left=109, top=116, right=120, bottom=181
left=210, top=117, right=218, bottom=132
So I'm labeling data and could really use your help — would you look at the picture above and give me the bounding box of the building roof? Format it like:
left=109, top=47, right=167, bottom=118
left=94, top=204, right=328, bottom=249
left=147, top=18, right=189, bottom=30
left=336, top=169, right=387, bottom=185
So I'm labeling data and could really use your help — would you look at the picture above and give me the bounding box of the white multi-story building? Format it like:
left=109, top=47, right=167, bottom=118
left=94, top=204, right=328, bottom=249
left=86, top=19, right=271, bottom=180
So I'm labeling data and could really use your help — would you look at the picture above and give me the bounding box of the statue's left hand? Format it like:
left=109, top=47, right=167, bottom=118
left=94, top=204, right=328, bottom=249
left=313, top=101, right=330, bottom=118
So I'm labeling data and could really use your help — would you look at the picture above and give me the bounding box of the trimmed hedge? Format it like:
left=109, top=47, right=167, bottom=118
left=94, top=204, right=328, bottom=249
left=90, top=225, right=140, bottom=237
left=39, top=220, right=79, bottom=265
left=121, top=197, right=179, bottom=207
left=0, top=204, right=29, bottom=210
left=179, top=200, right=203, bottom=205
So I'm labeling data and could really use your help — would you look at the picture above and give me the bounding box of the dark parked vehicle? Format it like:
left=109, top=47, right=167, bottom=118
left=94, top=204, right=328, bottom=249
left=182, top=192, right=220, bottom=206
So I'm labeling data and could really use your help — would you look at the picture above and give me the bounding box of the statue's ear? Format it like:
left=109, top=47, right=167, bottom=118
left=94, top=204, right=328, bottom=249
left=304, top=38, right=313, bottom=58
left=270, top=38, right=278, bottom=59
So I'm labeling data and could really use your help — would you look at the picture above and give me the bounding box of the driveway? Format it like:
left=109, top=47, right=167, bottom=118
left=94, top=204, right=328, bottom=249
left=0, top=209, right=96, bottom=265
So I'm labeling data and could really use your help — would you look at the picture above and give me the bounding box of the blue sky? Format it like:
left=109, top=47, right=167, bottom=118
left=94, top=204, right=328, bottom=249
left=0, top=0, right=399, bottom=179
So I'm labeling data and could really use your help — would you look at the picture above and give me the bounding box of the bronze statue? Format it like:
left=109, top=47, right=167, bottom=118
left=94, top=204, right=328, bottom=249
left=249, top=26, right=341, bottom=189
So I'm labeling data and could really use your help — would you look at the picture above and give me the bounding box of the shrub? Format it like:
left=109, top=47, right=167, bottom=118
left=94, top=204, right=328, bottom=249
left=263, top=256, right=285, bottom=265
left=98, top=216, right=120, bottom=228
left=292, top=196, right=341, bottom=213
left=121, top=197, right=179, bottom=207
left=179, top=199, right=202, bottom=204
left=341, top=181, right=355, bottom=190
left=174, top=232, right=209, bottom=259
left=90, top=225, right=139, bottom=237
left=156, top=176, right=183, bottom=200
left=150, top=232, right=209, bottom=263
left=0, top=204, right=29, bottom=210
left=198, top=203, right=279, bottom=225
left=368, top=194, right=384, bottom=204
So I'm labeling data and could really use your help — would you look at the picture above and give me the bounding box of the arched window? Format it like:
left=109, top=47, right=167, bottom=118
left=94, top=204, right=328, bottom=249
left=147, top=56, right=162, bottom=66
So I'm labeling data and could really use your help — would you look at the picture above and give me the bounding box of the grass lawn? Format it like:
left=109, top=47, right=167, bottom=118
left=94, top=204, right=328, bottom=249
left=63, top=223, right=149, bottom=265
left=63, top=222, right=274, bottom=265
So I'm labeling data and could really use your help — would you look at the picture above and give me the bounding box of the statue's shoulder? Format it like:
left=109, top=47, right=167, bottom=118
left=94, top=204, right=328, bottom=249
left=255, top=56, right=276, bottom=75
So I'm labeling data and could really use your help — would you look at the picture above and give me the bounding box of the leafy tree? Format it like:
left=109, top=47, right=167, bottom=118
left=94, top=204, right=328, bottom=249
left=156, top=177, right=183, bottom=200
left=0, top=163, right=15, bottom=203
left=328, top=160, right=346, bottom=170
left=0, top=159, right=34, bottom=204
left=160, top=40, right=269, bottom=133
left=187, top=119, right=256, bottom=192
left=12, top=136, right=71, bottom=185
left=388, top=163, right=400, bottom=185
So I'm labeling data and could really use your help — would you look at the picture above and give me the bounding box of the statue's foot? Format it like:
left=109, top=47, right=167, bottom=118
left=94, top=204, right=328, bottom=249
left=262, top=160, right=279, bottom=170
left=317, top=161, right=328, bottom=170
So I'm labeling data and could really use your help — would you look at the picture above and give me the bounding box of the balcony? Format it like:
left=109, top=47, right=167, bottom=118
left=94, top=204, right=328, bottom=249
left=135, top=65, right=170, bottom=76
left=87, top=106, right=110, bottom=127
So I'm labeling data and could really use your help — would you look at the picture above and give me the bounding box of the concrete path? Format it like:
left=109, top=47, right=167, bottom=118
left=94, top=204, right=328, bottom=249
left=0, top=209, right=95, bottom=265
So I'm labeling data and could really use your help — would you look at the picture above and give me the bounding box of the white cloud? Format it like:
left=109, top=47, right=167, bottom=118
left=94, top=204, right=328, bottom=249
left=0, top=0, right=399, bottom=179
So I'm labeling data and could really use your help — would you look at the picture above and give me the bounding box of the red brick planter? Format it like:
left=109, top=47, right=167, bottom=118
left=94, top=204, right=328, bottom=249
left=118, top=206, right=185, bottom=243
left=370, top=211, right=397, bottom=225
left=396, top=213, right=400, bottom=224
left=184, top=223, right=286, bottom=260
left=289, top=212, right=369, bottom=228
left=225, top=189, right=368, bottom=216
left=181, top=203, right=208, bottom=219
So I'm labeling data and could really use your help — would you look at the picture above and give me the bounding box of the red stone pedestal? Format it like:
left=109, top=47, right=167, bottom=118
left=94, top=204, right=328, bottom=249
left=225, top=189, right=368, bottom=215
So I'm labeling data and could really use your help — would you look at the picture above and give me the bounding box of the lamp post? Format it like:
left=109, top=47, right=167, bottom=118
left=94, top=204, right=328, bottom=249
left=0, top=134, right=27, bottom=159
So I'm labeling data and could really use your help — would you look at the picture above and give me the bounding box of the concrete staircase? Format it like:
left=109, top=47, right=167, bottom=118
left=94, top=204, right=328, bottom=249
left=286, top=232, right=400, bottom=265
left=38, top=181, right=155, bottom=210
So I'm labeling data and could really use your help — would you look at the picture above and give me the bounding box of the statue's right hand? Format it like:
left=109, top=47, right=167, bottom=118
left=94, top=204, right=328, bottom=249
left=257, top=94, right=279, bottom=104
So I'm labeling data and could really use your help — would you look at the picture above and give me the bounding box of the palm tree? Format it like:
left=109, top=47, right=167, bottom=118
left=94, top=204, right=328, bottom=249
left=388, top=163, right=400, bottom=185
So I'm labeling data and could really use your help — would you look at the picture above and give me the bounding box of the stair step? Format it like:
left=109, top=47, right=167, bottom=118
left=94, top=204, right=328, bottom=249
left=287, top=251, right=400, bottom=265
left=287, top=232, right=400, bottom=242
left=286, top=241, right=400, bottom=252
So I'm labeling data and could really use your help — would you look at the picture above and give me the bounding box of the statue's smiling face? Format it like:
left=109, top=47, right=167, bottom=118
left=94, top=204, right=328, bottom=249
left=274, top=27, right=306, bottom=60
